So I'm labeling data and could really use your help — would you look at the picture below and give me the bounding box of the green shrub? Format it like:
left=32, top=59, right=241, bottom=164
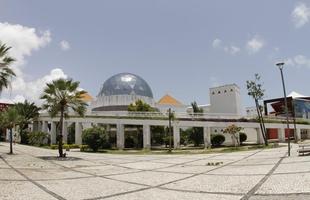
left=239, top=132, right=247, bottom=145
left=50, top=144, right=58, bottom=149
left=189, top=127, right=203, bottom=147
left=80, top=145, right=89, bottom=152
left=28, top=131, right=49, bottom=146
left=125, top=134, right=137, bottom=148
left=82, top=126, right=108, bottom=152
left=69, top=144, right=80, bottom=149
left=211, top=134, right=225, bottom=147
left=163, top=135, right=174, bottom=147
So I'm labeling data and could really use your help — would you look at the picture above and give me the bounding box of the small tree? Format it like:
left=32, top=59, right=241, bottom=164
left=128, top=99, right=156, bottom=112
left=28, top=131, right=48, bottom=146
left=190, top=101, right=203, bottom=146
left=82, top=126, right=107, bottom=152
left=15, top=101, right=40, bottom=144
left=223, top=124, right=243, bottom=147
left=128, top=99, right=156, bottom=148
left=246, top=74, right=268, bottom=146
left=0, top=107, right=21, bottom=154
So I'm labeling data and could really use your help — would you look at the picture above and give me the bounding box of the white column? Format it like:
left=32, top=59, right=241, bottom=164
left=38, top=121, right=43, bottom=132
left=296, top=128, right=301, bottom=141
left=278, top=128, right=285, bottom=142
left=256, top=128, right=264, bottom=144
left=62, top=122, right=68, bottom=144
left=143, top=124, right=151, bottom=149
left=75, top=122, right=83, bottom=145
left=32, top=121, right=39, bottom=132
left=173, top=125, right=180, bottom=149
left=42, top=121, right=48, bottom=133
left=117, top=124, right=125, bottom=149
left=50, top=122, right=57, bottom=144
left=203, top=127, right=211, bottom=148
left=105, top=124, right=110, bottom=141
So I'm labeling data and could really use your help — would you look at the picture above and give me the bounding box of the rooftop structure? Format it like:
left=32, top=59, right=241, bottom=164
left=91, top=73, right=155, bottom=111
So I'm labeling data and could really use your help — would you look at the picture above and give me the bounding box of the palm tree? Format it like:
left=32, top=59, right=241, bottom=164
left=0, top=107, right=21, bottom=154
left=15, top=101, right=41, bottom=144
left=41, top=78, right=87, bottom=157
left=0, top=42, right=16, bottom=93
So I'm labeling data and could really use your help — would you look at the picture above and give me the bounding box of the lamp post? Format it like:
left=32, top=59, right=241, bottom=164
left=168, top=108, right=172, bottom=152
left=276, top=62, right=291, bottom=156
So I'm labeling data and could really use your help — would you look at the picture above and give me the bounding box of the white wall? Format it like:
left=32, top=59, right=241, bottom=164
left=209, top=84, right=242, bottom=115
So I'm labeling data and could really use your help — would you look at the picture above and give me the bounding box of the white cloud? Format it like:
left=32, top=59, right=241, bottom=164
left=285, top=55, right=310, bottom=68
left=0, top=22, right=70, bottom=105
left=0, top=22, right=51, bottom=67
left=23, top=68, right=68, bottom=104
left=212, top=38, right=240, bottom=55
left=224, top=45, right=240, bottom=55
left=292, top=3, right=310, bottom=28
left=60, top=40, right=70, bottom=51
left=2, top=68, right=68, bottom=105
left=212, top=38, right=222, bottom=48
left=246, top=35, right=264, bottom=54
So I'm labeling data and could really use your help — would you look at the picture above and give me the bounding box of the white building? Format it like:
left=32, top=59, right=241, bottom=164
left=209, top=84, right=242, bottom=116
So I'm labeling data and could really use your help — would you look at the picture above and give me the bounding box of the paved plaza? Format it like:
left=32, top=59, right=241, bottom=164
left=1, top=143, right=310, bottom=200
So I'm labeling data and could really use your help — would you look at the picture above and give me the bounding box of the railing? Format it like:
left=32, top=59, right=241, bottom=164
left=39, top=110, right=310, bottom=124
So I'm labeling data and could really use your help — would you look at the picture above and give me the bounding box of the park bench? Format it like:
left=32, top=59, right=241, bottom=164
left=298, top=144, right=310, bottom=156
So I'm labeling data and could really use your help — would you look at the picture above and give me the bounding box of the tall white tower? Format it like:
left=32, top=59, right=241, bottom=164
left=209, top=84, right=242, bottom=115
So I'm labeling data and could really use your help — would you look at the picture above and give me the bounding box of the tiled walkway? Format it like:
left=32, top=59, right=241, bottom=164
left=1, top=143, right=310, bottom=200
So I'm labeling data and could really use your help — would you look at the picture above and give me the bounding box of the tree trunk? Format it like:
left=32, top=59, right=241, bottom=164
left=9, top=128, right=13, bottom=154
left=58, top=108, right=64, bottom=157
left=255, top=99, right=268, bottom=146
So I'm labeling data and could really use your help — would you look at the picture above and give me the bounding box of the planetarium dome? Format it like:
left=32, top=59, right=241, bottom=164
left=91, top=73, right=155, bottom=111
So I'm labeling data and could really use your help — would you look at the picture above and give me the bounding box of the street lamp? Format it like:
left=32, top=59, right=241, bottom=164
left=276, top=62, right=291, bottom=156
left=167, top=108, right=175, bottom=152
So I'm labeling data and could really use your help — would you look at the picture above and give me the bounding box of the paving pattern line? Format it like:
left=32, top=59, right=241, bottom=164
left=86, top=149, right=265, bottom=200
left=0, top=154, right=66, bottom=200
left=240, top=155, right=286, bottom=200
left=2, top=143, right=289, bottom=200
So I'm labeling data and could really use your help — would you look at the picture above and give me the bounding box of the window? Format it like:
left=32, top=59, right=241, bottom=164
left=224, top=90, right=227, bottom=93
left=230, top=89, right=233, bottom=92
left=218, top=91, right=221, bottom=94
left=212, top=91, right=215, bottom=95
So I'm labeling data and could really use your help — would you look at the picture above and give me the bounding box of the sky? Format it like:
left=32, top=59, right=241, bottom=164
left=1, top=0, right=310, bottom=108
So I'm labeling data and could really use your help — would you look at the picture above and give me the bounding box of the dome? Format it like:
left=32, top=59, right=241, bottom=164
left=98, top=73, right=153, bottom=98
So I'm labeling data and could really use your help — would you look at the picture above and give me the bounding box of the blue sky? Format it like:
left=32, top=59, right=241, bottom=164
left=1, top=0, right=310, bottom=108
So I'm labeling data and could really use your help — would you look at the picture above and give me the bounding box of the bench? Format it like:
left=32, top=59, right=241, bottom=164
left=298, top=144, right=310, bottom=156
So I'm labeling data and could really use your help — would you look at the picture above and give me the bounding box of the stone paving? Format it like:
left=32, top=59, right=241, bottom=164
left=1, top=143, right=310, bottom=200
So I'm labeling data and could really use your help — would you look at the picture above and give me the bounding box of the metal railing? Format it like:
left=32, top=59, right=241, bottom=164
left=39, top=110, right=310, bottom=123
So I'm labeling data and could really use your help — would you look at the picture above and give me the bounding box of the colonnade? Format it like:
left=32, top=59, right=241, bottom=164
left=33, top=120, right=272, bottom=149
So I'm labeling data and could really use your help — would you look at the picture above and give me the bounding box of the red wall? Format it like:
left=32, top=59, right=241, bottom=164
left=267, top=129, right=278, bottom=139
left=267, top=128, right=294, bottom=140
